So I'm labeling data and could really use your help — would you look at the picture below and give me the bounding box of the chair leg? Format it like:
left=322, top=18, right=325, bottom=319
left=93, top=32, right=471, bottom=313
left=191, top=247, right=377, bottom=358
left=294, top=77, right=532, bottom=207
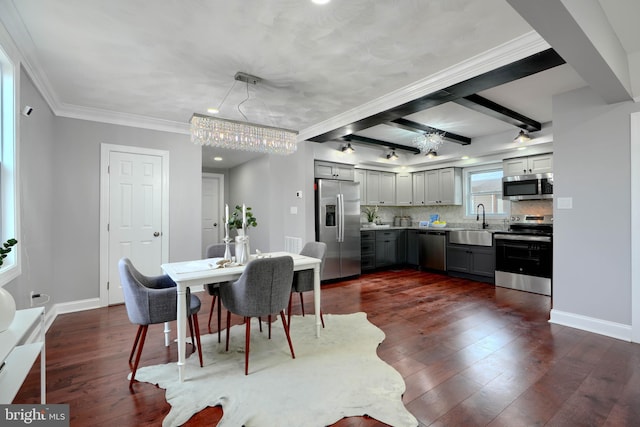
left=245, top=317, right=251, bottom=375
left=192, top=314, right=203, bottom=368
left=129, top=325, right=144, bottom=363
left=129, top=325, right=148, bottom=389
left=207, top=295, right=216, bottom=334
left=299, top=292, right=305, bottom=316
left=279, top=310, right=295, bottom=360
left=258, top=317, right=263, bottom=332
left=320, top=309, right=325, bottom=328
left=287, top=293, right=293, bottom=330
left=188, top=314, right=196, bottom=354
left=217, top=296, right=222, bottom=343
left=225, top=310, right=231, bottom=352
left=268, top=314, right=272, bottom=339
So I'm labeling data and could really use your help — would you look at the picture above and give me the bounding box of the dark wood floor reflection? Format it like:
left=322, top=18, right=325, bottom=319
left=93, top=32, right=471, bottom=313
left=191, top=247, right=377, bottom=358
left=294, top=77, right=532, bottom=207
left=16, top=269, right=640, bottom=426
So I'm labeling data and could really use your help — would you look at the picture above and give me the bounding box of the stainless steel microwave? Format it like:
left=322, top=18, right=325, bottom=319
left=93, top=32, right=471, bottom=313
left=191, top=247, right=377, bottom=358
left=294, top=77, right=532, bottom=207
left=502, top=173, right=553, bottom=201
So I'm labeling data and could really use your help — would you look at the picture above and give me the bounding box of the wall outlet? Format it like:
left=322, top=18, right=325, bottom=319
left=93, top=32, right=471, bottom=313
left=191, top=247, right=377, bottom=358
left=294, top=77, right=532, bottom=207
left=296, top=191, right=303, bottom=199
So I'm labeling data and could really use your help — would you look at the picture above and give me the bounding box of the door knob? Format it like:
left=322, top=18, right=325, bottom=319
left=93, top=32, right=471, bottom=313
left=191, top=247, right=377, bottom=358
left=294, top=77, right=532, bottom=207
left=153, top=232, right=160, bottom=237
left=213, top=222, right=218, bottom=227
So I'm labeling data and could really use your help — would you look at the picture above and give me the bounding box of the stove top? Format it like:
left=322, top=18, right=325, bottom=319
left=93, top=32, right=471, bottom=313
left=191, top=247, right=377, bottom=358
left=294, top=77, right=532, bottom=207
left=501, top=214, right=553, bottom=236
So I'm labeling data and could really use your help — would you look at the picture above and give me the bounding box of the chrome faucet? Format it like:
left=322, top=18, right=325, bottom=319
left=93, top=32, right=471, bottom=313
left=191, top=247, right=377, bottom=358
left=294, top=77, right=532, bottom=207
left=476, top=203, right=488, bottom=229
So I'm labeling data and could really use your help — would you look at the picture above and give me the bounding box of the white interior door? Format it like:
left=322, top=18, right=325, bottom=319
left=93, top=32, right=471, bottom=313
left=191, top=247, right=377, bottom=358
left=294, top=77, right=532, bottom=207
left=202, top=173, right=223, bottom=256
left=107, top=150, right=164, bottom=305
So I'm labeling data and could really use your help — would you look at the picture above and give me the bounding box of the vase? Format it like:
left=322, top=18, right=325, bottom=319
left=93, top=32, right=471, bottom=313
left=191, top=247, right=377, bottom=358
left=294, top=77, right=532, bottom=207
left=235, top=229, right=250, bottom=265
left=0, top=286, right=17, bottom=332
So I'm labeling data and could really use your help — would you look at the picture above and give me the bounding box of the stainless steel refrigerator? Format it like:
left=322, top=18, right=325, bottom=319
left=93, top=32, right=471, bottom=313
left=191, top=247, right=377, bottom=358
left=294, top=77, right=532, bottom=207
left=315, top=179, right=361, bottom=281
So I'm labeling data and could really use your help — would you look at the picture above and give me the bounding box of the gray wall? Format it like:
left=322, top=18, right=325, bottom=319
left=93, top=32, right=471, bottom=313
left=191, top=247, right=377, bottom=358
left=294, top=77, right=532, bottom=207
left=553, top=86, right=638, bottom=324
left=9, top=68, right=202, bottom=310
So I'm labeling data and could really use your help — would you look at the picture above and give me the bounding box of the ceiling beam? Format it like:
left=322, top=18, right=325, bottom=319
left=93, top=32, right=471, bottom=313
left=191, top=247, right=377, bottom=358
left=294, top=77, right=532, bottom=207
left=453, top=94, right=541, bottom=132
left=340, top=135, right=421, bottom=154
left=308, top=48, right=565, bottom=143
left=387, top=118, right=471, bottom=145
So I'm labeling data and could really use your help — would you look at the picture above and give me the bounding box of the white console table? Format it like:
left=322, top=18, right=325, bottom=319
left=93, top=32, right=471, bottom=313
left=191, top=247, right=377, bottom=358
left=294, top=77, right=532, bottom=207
left=0, top=307, right=46, bottom=403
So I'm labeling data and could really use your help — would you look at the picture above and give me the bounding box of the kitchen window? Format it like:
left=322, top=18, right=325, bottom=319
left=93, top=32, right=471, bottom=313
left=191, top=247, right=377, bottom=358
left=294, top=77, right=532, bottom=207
left=463, top=165, right=509, bottom=218
left=0, top=39, right=21, bottom=286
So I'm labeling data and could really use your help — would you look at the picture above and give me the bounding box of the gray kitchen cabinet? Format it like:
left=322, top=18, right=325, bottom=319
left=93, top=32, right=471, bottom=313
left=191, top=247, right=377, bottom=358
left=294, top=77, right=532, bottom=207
left=425, top=167, right=462, bottom=205
left=314, top=161, right=355, bottom=181
left=396, top=230, right=407, bottom=264
left=502, top=154, right=553, bottom=176
left=446, top=241, right=495, bottom=282
left=406, top=230, right=419, bottom=265
left=375, top=230, right=398, bottom=267
left=366, top=170, right=395, bottom=205
left=361, top=230, right=375, bottom=271
left=395, top=172, right=413, bottom=206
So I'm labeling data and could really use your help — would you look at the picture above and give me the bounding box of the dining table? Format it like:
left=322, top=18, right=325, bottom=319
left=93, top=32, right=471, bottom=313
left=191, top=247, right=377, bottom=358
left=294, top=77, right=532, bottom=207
left=161, top=251, right=322, bottom=382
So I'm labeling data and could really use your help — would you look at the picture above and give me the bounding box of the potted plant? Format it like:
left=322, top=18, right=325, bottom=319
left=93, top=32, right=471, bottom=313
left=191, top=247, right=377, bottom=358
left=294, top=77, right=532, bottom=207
left=0, top=238, right=18, bottom=332
left=228, top=205, right=257, bottom=233
left=362, top=206, right=379, bottom=227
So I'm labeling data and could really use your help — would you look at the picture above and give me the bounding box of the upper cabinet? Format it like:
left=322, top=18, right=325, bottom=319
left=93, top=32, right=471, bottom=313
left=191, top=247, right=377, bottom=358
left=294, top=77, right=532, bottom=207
left=425, top=167, right=462, bottom=205
left=314, top=161, right=355, bottom=181
left=354, top=169, right=367, bottom=203
left=413, top=168, right=462, bottom=205
left=366, top=170, right=395, bottom=205
left=395, top=172, right=413, bottom=206
left=503, top=154, right=553, bottom=176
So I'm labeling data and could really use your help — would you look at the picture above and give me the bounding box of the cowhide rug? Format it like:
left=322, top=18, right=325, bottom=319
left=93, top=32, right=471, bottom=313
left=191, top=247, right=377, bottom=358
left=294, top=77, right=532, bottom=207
left=133, top=312, right=418, bottom=427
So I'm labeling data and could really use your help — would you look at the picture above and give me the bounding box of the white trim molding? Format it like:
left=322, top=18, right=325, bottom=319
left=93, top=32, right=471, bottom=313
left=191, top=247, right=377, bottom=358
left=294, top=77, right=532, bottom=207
left=550, top=309, right=632, bottom=342
left=631, top=111, right=640, bottom=343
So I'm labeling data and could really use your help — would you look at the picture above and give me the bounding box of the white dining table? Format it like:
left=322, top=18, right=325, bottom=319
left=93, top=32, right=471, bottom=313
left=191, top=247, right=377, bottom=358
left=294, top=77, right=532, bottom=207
left=161, top=251, right=322, bottom=382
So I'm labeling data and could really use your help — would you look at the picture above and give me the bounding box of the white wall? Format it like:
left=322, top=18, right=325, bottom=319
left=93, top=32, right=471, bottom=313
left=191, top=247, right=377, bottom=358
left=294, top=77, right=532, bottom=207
left=552, top=85, right=639, bottom=327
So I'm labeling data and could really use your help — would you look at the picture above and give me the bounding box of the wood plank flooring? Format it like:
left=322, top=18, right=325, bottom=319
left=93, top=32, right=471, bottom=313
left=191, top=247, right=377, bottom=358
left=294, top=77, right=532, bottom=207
left=15, top=268, right=640, bottom=426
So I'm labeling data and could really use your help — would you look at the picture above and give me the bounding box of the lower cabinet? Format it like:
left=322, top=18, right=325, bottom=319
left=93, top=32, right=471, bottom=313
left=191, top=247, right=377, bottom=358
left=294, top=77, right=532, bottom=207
left=406, top=230, right=419, bottom=266
left=446, top=242, right=495, bottom=283
left=361, top=230, right=406, bottom=270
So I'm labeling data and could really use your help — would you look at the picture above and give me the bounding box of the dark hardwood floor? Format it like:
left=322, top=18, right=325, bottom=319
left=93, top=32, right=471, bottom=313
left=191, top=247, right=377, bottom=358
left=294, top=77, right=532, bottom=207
left=15, top=268, right=640, bottom=426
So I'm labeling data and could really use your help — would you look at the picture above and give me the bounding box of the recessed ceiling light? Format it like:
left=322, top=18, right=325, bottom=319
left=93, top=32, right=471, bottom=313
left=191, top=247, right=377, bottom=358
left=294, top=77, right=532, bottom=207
left=461, top=155, right=470, bottom=160
left=516, top=147, right=527, bottom=151
left=207, top=108, right=219, bottom=114
left=213, top=156, right=223, bottom=161
left=312, top=0, right=330, bottom=4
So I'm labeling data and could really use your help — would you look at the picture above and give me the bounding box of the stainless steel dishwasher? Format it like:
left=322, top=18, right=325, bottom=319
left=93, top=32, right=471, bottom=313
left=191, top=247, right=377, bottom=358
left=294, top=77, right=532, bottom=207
left=418, top=230, right=446, bottom=271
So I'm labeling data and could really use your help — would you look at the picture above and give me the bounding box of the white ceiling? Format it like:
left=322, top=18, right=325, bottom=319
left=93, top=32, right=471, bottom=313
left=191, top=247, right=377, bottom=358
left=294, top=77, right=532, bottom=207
left=2, top=0, right=638, bottom=168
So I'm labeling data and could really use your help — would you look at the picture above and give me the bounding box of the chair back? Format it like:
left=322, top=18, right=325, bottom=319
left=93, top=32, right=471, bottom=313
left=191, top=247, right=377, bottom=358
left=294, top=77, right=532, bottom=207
left=206, top=242, right=235, bottom=258
left=293, top=242, right=327, bottom=293
left=118, top=258, right=178, bottom=326
left=219, top=256, right=294, bottom=318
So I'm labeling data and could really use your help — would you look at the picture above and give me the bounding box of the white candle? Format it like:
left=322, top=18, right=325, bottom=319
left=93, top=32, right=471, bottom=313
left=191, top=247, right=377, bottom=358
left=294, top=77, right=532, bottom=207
left=242, top=204, right=247, bottom=228
left=224, top=204, right=229, bottom=238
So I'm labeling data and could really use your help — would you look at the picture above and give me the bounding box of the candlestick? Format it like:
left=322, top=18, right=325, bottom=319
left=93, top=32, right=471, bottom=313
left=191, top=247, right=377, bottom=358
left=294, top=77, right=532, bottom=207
left=242, top=204, right=247, bottom=229
left=224, top=204, right=229, bottom=238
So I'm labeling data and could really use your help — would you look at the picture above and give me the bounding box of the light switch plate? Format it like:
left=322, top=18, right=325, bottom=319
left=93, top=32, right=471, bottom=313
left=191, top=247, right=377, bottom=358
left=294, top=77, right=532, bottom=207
left=557, top=197, right=573, bottom=209
left=290, top=206, right=298, bottom=214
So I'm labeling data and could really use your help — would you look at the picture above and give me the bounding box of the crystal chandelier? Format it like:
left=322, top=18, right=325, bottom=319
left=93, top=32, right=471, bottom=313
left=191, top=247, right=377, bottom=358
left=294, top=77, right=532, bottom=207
left=190, top=114, right=298, bottom=154
left=190, top=72, right=298, bottom=155
left=413, top=132, right=445, bottom=155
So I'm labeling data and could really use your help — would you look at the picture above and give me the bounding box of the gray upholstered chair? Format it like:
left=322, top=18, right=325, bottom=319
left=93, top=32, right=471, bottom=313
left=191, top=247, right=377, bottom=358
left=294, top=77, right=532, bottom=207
left=119, top=258, right=203, bottom=388
left=288, top=241, right=327, bottom=328
left=204, top=242, right=235, bottom=342
left=219, top=256, right=295, bottom=375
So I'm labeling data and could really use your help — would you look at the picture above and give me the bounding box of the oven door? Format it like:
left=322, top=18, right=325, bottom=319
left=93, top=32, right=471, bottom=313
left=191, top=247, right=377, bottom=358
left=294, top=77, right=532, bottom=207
left=495, top=234, right=552, bottom=278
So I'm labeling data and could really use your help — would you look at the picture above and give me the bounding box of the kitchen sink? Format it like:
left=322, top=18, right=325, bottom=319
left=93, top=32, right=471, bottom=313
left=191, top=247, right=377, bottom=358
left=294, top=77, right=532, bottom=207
left=448, top=230, right=494, bottom=247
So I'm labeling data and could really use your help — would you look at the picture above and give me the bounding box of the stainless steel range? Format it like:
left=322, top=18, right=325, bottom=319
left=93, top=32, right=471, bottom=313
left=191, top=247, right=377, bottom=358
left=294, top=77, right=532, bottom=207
left=494, top=215, right=553, bottom=296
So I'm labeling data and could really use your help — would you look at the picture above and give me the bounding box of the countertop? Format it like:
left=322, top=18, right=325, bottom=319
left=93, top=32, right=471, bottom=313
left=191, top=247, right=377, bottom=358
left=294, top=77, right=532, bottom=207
left=360, top=225, right=501, bottom=232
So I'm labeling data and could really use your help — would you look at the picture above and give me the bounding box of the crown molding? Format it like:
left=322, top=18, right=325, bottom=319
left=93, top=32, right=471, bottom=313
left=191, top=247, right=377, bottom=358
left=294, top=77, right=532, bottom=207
left=298, top=31, right=550, bottom=141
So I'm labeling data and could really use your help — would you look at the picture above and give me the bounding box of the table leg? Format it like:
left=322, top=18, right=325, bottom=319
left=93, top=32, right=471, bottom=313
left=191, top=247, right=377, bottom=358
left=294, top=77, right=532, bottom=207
left=163, top=322, right=171, bottom=347
left=313, top=265, right=321, bottom=338
left=176, top=283, right=187, bottom=382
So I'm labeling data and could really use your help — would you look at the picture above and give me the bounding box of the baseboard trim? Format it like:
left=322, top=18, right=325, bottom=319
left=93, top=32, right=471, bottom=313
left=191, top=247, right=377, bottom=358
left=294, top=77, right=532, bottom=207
left=549, top=309, right=632, bottom=342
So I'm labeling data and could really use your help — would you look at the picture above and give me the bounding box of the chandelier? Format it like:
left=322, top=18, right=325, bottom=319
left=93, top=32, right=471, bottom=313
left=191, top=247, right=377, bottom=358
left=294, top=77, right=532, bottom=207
left=190, top=72, right=298, bottom=155
left=413, top=132, right=445, bottom=155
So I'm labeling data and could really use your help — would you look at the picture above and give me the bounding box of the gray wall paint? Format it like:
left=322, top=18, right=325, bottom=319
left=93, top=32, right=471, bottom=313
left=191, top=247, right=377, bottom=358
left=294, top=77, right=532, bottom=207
left=9, top=69, right=202, bottom=308
left=553, top=86, right=638, bottom=324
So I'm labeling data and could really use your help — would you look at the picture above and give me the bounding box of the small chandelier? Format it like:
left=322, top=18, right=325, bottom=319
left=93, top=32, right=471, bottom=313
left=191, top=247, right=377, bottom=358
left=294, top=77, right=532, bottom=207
left=190, top=72, right=298, bottom=155
left=514, top=129, right=531, bottom=143
left=414, top=132, right=445, bottom=154
left=342, top=143, right=355, bottom=153
left=386, top=151, right=399, bottom=160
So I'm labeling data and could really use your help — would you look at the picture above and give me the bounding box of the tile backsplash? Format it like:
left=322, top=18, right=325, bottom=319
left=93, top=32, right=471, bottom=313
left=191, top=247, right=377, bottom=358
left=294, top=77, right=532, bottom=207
left=362, top=200, right=553, bottom=230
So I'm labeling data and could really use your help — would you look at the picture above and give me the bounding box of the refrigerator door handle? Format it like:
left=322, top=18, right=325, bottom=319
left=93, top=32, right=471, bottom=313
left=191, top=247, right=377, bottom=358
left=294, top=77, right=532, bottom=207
left=336, top=194, right=342, bottom=242
left=340, top=193, right=345, bottom=242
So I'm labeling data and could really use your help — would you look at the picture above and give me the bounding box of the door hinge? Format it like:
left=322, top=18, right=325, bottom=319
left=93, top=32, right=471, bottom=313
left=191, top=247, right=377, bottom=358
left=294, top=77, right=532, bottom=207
left=107, top=164, right=110, bottom=174
left=107, top=281, right=109, bottom=290
left=107, top=223, right=109, bottom=231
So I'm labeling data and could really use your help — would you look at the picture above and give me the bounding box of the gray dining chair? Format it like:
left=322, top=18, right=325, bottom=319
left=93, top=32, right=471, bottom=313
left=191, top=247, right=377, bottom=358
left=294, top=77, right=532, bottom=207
left=204, top=242, right=235, bottom=342
left=119, top=258, right=203, bottom=388
left=219, top=256, right=295, bottom=375
left=288, top=241, right=327, bottom=328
